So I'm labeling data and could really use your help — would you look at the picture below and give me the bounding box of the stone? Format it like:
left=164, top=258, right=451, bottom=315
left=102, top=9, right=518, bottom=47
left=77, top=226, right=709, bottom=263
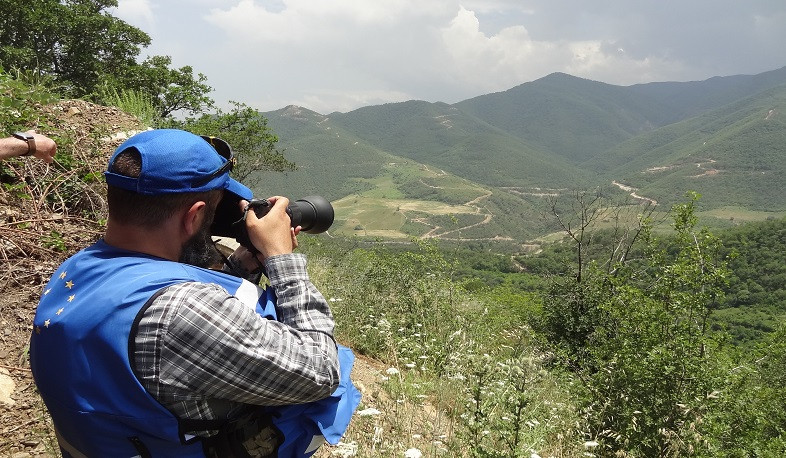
left=0, top=368, right=17, bottom=406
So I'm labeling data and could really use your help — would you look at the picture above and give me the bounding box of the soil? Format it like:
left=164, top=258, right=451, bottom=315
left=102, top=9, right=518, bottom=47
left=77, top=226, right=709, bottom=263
left=0, top=101, right=385, bottom=457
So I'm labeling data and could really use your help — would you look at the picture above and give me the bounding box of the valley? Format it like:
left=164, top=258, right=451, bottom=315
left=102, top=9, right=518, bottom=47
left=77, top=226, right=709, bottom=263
left=258, top=66, right=786, bottom=246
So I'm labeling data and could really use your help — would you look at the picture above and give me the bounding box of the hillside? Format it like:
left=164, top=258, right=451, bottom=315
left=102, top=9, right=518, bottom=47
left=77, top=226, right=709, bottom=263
left=259, top=66, right=786, bottom=246
left=588, top=83, right=786, bottom=211
left=455, top=66, right=786, bottom=163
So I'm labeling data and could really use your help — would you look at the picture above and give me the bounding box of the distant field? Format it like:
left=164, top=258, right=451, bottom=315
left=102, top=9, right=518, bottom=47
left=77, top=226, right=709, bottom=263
left=332, top=195, right=480, bottom=237
left=329, top=163, right=491, bottom=239
left=698, top=206, right=786, bottom=223
left=321, top=159, right=782, bottom=245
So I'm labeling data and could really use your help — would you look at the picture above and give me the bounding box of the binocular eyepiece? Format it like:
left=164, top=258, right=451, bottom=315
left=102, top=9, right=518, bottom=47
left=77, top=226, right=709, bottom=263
left=211, top=194, right=334, bottom=251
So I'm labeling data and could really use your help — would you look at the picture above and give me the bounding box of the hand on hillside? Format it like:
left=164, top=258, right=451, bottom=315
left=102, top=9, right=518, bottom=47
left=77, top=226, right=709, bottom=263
left=241, top=197, right=301, bottom=261
left=29, top=131, right=57, bottom=163
left=0, top=131, right=57, bottom=163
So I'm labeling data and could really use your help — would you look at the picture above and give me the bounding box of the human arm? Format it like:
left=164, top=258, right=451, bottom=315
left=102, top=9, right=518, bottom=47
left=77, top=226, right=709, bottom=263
left=0, top=131, right=57, bottom=163
left=135, top=255, right=339, bottom=408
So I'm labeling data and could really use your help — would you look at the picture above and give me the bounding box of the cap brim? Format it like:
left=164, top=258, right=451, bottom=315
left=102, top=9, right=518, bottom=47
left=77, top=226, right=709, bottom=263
left=225, top=177, right=253, bottom=201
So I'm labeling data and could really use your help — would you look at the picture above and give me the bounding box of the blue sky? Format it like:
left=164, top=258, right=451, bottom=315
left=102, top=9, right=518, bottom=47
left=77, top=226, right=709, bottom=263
left=113, top=0, right=786, bottom=114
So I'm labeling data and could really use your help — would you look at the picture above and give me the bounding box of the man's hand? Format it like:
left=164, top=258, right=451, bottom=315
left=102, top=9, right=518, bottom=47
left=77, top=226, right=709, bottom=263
left=241, top=197, right=301, bottom=261
left=29, top=131, right=57, bottom=163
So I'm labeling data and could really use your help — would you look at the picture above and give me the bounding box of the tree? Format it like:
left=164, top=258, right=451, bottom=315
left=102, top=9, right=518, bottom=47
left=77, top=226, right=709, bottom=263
left=541, top=192, right=731, bottom=456
left=0, top=0, right=214, bottom=119
left=540, top=190, right=656, bottom=365
left=122, top=55, right=214, bottom=119
left=0, top=0, right=150, bottom=96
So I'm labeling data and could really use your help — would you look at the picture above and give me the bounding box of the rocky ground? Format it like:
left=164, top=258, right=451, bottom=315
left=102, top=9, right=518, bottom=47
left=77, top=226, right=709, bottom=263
left=0, top=101, right=385, bottom=457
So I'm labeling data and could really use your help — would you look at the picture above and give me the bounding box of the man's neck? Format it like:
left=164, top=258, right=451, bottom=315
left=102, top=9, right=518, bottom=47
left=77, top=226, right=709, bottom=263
left=104, top=219, right=181, bottom=261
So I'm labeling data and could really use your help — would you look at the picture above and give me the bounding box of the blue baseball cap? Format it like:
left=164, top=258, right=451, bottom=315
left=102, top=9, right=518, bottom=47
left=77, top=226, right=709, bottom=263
left=104, top=129, right=252, bottom=201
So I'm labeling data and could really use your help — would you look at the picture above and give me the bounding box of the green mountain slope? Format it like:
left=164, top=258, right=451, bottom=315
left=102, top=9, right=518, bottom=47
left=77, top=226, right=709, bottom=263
left=330, top=100, right=586, bottom=189
left=255, top=105, right=555, bottom=245
left=254, top=67, right=786, bottom=243
left=455, top=73, right=666, bottom=162
left=250, top=105, right=390, bottom=200
left=589, top=84, right=786, bottom=211
left=455, top=67, right=786, bottom=163
left=627, top=65, right=786, bottom=121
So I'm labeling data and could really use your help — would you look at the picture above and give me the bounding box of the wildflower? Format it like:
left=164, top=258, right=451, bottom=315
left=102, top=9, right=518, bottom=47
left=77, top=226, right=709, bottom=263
left=332, top=441, right=358, bottom=457
left=372, top=426, right=383, bottom=444
left=405, top=363, right=416, bottom=369
left=531, top=454, right=542, bottom=458
left=386, top=367, right=400, bottom=375
left=357, top=408, right=381, bottom=417
left=404, top=448, right=423, bottom=458
left=411, top=434, right=422, bottom=439
left=584, top=441, right=599, bottom=448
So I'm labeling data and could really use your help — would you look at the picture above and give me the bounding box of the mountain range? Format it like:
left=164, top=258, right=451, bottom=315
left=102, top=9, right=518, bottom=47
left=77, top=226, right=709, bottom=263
left=248, top=66, right=786, bottom=245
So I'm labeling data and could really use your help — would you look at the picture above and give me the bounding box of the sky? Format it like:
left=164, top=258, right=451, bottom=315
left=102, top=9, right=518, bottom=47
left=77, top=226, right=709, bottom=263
left=112, top=0, right=786, bottom=115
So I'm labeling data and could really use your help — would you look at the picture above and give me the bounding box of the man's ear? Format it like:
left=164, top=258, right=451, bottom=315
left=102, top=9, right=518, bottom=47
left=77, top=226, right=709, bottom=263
left=183, top=200, right=207, bottom=238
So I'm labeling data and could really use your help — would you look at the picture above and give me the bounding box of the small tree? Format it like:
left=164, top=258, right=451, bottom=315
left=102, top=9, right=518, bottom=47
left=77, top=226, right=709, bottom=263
left=124, top=55, right=214, bottom=119
left=542, top=192, right=731, bottom=456
left=0, top=0, right=151, bottom=96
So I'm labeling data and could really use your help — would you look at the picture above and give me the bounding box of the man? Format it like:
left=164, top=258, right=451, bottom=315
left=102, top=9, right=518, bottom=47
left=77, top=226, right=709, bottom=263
left=29, top=129, right=358, bottom=457
left=0, top=130, right=57, bottom=162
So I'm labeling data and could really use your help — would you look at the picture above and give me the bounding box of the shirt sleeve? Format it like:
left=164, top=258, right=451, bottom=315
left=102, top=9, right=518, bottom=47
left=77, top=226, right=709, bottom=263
left=138, top=253, right=339, bottom=407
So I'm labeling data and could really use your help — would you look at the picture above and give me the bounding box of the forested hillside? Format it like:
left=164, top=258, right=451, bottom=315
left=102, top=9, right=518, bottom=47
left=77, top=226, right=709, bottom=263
left=262, top=66, right=786, bottom=234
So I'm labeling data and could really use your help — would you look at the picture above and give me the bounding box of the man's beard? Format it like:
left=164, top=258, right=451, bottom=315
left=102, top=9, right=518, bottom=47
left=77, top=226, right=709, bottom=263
left=179, top=212, right=222, bottom=268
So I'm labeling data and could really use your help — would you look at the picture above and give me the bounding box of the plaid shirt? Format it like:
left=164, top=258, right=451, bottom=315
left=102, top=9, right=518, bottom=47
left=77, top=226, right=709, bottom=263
left=132, top=253, right=339, bottom=431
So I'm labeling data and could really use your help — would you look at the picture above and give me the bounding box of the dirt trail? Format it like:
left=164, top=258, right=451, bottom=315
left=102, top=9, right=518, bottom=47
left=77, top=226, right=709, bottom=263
left=418, top=188, right=497, bottom=241
left=611, top=180, right=658, bottom=205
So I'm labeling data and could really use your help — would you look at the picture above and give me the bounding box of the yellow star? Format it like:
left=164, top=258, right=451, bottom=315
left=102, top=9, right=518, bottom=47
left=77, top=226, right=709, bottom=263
left=56, top=308, right=64, bottom=315
left=44, top=319, right=51, bottom=328
left=65, top=280, right=74, bottom=289
left=67, top=295, right=75, bottom=302
left=59, top=271, right=67, bottom=279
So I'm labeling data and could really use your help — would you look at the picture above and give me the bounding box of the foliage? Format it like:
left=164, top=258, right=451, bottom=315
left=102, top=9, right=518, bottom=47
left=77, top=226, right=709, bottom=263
left=714, top=216, right=786, bottom=344
left=119, top=55, right=214, bottom=119
left=0, top=0, right=150, bottom=97
left=539, top=192, right=734, bottom=456
left=0, top=69, right=58, bottom=130
left=301, top=236, right=584, bottom=456
left=98, top=86, right=158, bottom=126
left=0, top=0, right=214, bottom=121
left=700, top=325, right=786, bottom=456
left=163, top=102, right=295, bottom=186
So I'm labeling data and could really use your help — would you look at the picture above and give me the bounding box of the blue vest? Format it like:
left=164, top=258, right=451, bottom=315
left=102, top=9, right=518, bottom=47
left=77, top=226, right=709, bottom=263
left=30, top=240, right=360, bottom=457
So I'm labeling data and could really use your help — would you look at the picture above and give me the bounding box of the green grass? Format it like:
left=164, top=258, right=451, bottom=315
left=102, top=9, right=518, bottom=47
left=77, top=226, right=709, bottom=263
left=699, top=206, right=786, bottom=223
